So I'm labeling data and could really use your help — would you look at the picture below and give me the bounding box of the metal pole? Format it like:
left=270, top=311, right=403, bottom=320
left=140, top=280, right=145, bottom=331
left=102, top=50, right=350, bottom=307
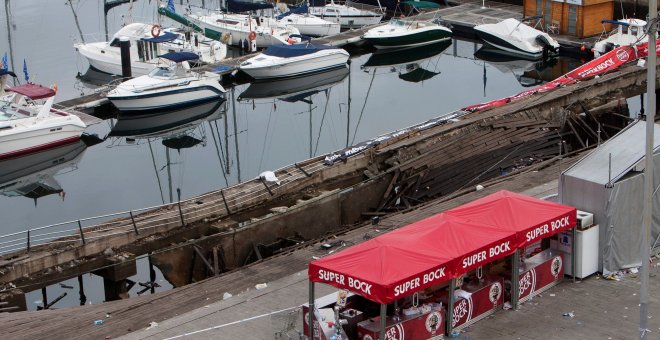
left=308, top=281, right=315, bottom=339
left=572, top=227, right=577, bottom=283
left=177, top=188, right=185, bottom=227
left=129, top=211, right=139, bottom=235
left=231, top=88, right=241, bottom=183
left=639, top=4, right=656, bottom=337
left=379, top=303, right=387, bottom=340
left=26, top=229, right=30, bottom=253
left=78, top=275, right=86, bottom=305
left=77, top=220, right=86, bottom=245
left=511, top=251, right=520, bottom=309
left=446, top=278, right=456, bottom=335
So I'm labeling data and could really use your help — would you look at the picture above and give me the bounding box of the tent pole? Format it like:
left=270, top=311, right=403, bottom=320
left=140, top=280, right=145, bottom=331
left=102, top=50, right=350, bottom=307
left=308, top=281, right=315, bottom=339
left=446, top=278, right=456, bottom=335
left=379, top=303, right=387, bottom=339
left=572, top=226, right=577, bottom=283
left=511, top=250, right=520, bottom=310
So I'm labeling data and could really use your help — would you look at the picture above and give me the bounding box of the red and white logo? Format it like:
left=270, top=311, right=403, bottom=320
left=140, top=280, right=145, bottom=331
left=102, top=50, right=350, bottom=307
left=489, top=282, right=502, bottom=304
left=452, top=297, right=473, bottom=327
left=425, top=311, right=443, bottom=333
left=551, top=256, right=563, bottom=278
left=383, top=323, right=405, bottom=340
left=616, top=48, right=630, bottom=62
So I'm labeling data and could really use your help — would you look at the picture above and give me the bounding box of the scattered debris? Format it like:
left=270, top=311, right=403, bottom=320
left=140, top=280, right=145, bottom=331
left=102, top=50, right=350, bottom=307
left=475, top=185, right=484, bottom=191
left=223, top=292, right=232, bottom=300
left=94, top=320, right=104, bottom=325
left=549, top=294, right=555, bottom=297
left=255, top=283, right=268, bottom=290
left=59, top=283, right=74, bottom=289
left=146, top=321, right=158, bottom=330
left=562, top=311, right=575, bottom=318
left=503, top=302, right=512, bottom=310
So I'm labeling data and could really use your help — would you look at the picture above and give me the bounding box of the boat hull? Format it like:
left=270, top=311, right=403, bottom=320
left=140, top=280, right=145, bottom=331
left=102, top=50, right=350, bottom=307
left=474, top=30, right=545, bottom=60
left=0, top=123, right=85, bottom=160
left=364, top=26, right=452, bottom=49
left=240, top=52, right=349, bottom=80
left=108, top=85, right=226, bottom=112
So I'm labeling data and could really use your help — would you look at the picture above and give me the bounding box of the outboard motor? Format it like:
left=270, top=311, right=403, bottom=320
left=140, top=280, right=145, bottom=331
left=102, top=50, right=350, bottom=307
left=535, top=34, right=558, bottom=60
left=604, top=42, right=615, bottom=53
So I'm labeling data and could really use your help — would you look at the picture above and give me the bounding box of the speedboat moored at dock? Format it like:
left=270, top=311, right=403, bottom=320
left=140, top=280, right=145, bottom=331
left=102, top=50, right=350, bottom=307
left=0, top=74, right=87, bottom=160
left=239, top=44, right=349, bottom=80
left=473, top=18, right=560, bottom=60
left=106, top=52, right=226, bottom=112
left=74, top=23, right=226, bottom=76
left=592, top=19, right=649, bottom=57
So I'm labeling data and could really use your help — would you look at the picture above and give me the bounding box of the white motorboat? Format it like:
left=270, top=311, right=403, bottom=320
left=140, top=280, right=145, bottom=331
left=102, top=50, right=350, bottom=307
left=308, top=0, right=383, bottom=29
left=0, top=73, right=87, bottom=160
left=593, top=19, right=649, bottom=57
left=278, top=8, right=341, bottom=37
left=107, top=52, right=226, bottom=112
left=74, top=23, right=226, bottom=76
left=159, top=2, right=301, bottom=48
left=473, top=18, right=560, bottom=60
left=363, top=16, right=452, bottom=49
left=239, top=44, right=349, bottom=80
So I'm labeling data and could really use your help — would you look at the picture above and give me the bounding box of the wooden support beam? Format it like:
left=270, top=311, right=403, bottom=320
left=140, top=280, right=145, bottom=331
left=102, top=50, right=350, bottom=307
left=193, top=246, right=215, bottom=274
left=566, top=118, right=586, bottom=148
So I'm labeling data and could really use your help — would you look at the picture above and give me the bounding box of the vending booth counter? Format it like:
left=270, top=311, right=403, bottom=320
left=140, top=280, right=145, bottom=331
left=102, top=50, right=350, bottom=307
left=357, top=304, right=445, bottom=340
left=436, top=276, right=504, bottom=330
left=517, top=249, right=564, bottom=304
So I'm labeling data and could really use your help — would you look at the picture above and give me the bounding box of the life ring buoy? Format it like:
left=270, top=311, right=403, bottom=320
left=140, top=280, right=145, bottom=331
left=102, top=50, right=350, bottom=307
left=248, top=31, right=257, bottom=41
left=151, top=24, right=161, bottom=37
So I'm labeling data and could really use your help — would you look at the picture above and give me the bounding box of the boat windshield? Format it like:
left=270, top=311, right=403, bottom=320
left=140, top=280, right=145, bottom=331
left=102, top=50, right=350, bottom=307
left=149, top=66, right=176, bottom=78
left=391, top=19, right=406, bottom=26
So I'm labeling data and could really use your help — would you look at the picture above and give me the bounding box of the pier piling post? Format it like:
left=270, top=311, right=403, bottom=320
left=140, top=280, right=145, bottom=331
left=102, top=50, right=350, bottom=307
left=78, top=275, right=86, bottom=305
left=119, top=36, right=131, bottom=79
left=26, top=229, right=30, bottom=253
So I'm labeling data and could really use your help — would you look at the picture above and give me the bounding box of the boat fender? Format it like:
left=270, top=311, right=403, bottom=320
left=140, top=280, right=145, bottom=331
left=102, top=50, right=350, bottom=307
left=222, top=33, right=231, bottom=44
left=248, top=31, right=257, bottom=41
left=151, top=24, right=161, bottom=37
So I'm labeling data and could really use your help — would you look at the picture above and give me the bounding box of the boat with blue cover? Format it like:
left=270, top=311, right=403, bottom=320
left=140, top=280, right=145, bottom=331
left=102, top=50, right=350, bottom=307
left=107, top=52, right=226, bottom=112
left=239, top=43, right=349, bottom=80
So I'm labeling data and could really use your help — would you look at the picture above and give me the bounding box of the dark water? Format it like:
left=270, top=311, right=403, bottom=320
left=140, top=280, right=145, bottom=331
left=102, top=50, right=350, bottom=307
left=0, top=0, right=585, bottom=309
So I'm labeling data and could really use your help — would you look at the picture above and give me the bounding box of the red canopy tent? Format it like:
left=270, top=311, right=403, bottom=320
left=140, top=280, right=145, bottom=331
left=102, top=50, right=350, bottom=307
left=445, top=190, right=577, bottom=248
left=308, top=213, right=516, bottom=304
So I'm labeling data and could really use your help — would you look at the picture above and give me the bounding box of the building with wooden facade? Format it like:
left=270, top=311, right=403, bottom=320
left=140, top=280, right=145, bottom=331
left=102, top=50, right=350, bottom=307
left=523, top=0, right=614, bottom=38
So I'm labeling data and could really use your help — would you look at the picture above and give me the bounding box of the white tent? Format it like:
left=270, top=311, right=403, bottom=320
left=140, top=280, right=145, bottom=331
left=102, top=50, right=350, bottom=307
left=559, top=120, right=660, bottom=274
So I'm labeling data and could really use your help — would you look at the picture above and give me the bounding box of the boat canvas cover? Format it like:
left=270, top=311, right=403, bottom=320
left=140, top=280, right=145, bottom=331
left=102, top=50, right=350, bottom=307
left=226, top=0, right=273, bottom=12
left=401, top=1, right=440, bottom=8
left=158, top=51, right=200, bottom=62
left=262, top=44, right=336, bottom=58
left=6, top=83, right=55, bottom=100
left=142, top=31, right=178, bottom=43
left=446, top=190, right=577, bottom=248
left=277, top=5, right=308, bottom=19
left=0, top=70, right=16, bottom=77
left=309, top=213, right=516, bottom=304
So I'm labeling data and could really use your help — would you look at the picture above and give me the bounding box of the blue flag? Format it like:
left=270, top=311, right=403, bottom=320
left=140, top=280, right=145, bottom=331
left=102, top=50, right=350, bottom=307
left=167, top=0, right=175, bottom=12
left=1, top=53, right=7, bottom=71
left=23, top=59, right=29, bottom=82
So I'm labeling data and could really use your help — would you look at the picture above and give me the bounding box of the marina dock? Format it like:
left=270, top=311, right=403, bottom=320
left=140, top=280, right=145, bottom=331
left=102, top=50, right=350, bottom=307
left=55, top=0, right=597, bottom=112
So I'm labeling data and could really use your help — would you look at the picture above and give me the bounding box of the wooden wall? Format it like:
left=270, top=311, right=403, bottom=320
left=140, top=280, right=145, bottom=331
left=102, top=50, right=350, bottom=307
left=522, top=0, right=614, bottom=37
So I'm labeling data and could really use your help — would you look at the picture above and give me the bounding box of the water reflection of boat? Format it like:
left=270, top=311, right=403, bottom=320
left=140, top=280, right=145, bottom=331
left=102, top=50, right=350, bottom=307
left=361, top=40, right=450, bottom=83
left=362, top=40, right=451, bottom=68
left=108, top=100, right=226, bottom=138
left=0, top=140, right=87, bottom=202
left=474, top=45, right=555, bottom=87
left=238, top=67, right=349, bottom=101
